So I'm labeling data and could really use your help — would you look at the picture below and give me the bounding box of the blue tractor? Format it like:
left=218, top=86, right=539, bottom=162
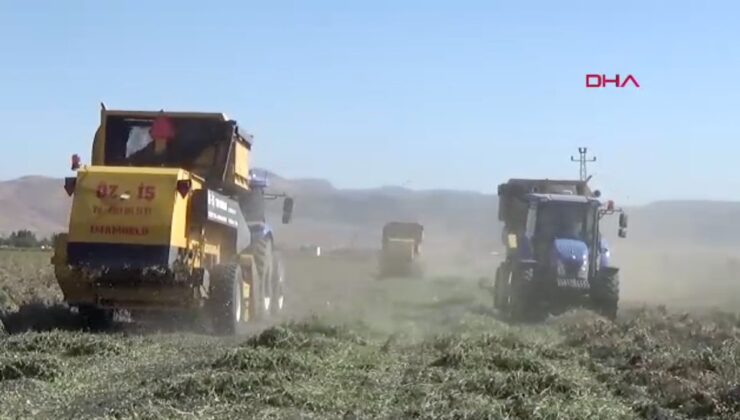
left=491, top=178, right=628, bottom=321
left=237, top=169, right=294, bottom=319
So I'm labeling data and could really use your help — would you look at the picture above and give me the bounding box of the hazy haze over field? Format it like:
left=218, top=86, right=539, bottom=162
left=3, top=172, right=740, bottom=310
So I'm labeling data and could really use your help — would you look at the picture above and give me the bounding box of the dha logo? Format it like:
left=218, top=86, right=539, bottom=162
left=586, top=74, right=640, bottom=88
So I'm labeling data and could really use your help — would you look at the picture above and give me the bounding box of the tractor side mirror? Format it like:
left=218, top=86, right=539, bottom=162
left=619, top=213, right=628, bottom=228
left=618, top=227, right=627, bottom=238
left=282, top=197, right=294, bottom=224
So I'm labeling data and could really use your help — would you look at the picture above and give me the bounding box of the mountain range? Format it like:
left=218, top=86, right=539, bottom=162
left=1, top=172, right=738, bottom=251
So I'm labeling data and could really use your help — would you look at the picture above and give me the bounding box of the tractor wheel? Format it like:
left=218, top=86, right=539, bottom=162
left=270, top=254, right=286, bottom=316
left=78, top=304, right=114, bottom=332
left=591, top=269, right=619, bottom=320
left=493, top=262, right=509, bottom=310
left=506, top=266, right=545, bottom=323
left=209, top=264, right=243, bottom=335
left=250, top=236, right=274, bottom=320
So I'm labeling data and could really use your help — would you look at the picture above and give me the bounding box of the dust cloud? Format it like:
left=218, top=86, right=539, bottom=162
left=617, top=244, right=740, bottom=310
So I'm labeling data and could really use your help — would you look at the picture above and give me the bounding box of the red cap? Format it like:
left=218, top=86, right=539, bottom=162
left=149, top=115, right=175, bottom=141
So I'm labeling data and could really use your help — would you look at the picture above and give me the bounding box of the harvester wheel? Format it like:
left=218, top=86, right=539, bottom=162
left=209, top=264, right=243, bottom=335
left=250, top=236, right=274, bottom=319
left=592, top=269, right=619, bottom=320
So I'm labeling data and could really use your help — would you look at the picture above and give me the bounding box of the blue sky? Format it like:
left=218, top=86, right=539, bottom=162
left=1, top=1, right=739, bottom=204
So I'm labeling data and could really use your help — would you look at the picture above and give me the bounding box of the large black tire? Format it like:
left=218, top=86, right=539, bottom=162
left=78, top=304, right=114, bottom=332
left=493, top=262, right=509, bottom=310
left=209, top=264, right=243, bottom=335
left=250, top=236, right=274, bottom=320
left=505, top=265, right=545, bottom=323
left=591, top=269, right=619, bottom=320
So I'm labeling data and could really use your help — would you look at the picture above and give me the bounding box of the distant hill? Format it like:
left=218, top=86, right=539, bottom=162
left=0, top=176, right=71, bottom=235
left=1, top=173, right=739, bottom=250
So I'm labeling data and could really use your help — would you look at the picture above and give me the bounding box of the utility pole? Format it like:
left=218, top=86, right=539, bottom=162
left=570, top=147, right=596, bottom=181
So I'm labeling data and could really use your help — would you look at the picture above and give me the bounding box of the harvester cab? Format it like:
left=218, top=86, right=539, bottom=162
left=491, top=178, right=627, bottom=321
left=52, top=106, right=294, bottom=334
left=378, top=221, right=424, bottom=278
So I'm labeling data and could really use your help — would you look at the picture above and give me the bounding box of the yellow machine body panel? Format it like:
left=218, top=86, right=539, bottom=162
left=67, top=166, right=197, bottom=247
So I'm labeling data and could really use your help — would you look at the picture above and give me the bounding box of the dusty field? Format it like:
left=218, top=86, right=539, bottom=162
left=618, top=245, right=740, bottom=310
left=1, top=249, right=740, bottom=419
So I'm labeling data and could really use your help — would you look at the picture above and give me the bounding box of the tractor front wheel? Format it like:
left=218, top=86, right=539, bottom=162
left=270, top=254, right=286, bottom=316
left=493, top=262, right=510, bottom=311
left=505, top=265, right=544, bottom=323
left=250, top=236, right=274, bottom=320
left=591, top=268, right=619, bottom=321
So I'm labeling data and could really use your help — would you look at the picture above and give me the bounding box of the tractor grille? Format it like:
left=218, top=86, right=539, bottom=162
left=555, top=260, right=589, bottom=289
left=562, top=262, right=583, bottom=278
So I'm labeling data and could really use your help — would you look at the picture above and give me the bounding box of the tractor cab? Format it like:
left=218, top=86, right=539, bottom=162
left=523, top=194, right=602, bottom=280
left=239, top=169, right=295, bottom=237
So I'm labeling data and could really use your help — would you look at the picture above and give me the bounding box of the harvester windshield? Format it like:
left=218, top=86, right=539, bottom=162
left=535, top=201, right=595, bottom=242
left=103, top=114, right=236, bottom=169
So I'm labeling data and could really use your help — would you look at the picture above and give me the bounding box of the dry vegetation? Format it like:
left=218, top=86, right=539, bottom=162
left=0, top=250, right=60, bottom=312
left=2, top=250, right=740, bottom=419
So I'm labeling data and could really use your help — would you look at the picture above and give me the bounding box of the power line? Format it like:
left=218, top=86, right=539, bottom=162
left=570, top=147, right=596, bottom=181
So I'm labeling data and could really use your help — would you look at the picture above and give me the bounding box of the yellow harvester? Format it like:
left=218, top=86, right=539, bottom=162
left=52, top=105, right=294, bottom=334
left=378, top=221, right=424, bottom=278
